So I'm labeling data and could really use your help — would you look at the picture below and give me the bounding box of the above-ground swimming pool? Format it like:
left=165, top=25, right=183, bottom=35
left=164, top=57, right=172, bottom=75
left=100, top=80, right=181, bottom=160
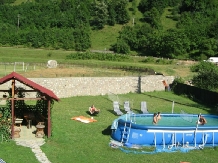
left=111, top=114, right=218, bottom=148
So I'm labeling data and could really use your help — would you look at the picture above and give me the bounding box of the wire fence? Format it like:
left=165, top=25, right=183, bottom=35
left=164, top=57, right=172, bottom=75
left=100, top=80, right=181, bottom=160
left=0, top=62, right=153, bottom=78
left=0, top=62, right=45, bottom=77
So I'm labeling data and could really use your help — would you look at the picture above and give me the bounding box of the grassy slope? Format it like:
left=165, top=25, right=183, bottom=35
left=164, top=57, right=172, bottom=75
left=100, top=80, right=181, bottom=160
left=90, top=25, right=122, bottom=50
left=161, top=7, right=177, bottom=31
left=91, top=0, right=144, bottom=50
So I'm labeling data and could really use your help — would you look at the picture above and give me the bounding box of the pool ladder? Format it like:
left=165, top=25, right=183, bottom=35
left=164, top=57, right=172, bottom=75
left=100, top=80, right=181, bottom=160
left=121, top=121, right=132, bottom=144
left=121, top=114, right=136, bottom=144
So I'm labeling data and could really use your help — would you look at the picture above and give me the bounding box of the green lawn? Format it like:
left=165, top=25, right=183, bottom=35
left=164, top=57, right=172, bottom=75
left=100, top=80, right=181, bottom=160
left=1, top=91, right=218, bottom=163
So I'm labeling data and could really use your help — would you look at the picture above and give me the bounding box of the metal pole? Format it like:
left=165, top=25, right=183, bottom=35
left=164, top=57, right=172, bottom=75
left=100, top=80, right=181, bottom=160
left=172, top=101, right=174, bottom=113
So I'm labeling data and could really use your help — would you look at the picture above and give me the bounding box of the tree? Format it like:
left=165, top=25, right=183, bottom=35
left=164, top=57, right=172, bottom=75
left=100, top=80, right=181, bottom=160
left=73, top=27, right=91, bottom=51
left=138, top=0, right=167, bottom=14
left=135, top=23, right=153, bottom=51
left=161, top=29, right=190, bottom=58
left=90, top=0, right=108, bottom=30
left=143, top=7, right=162, bottom=29
left=199, top=38, right=218, bottom=57
left=73, top=1, right=91, bottom=51
left=107, top=2, right=116, bottom=26
left=131, top=0, right=137, bottom=16
left=112, top=39, right=130, bottom=54
left=180, top=0, right=218, bottom=13
left=191, top=61, right=218, bottom=91
left=114, top=0, right=130, bottom=24
left=117, top=26, right=138, bottom=50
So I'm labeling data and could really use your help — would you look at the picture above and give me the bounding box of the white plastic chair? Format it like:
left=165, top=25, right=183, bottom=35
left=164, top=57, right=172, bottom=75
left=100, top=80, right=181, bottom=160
left=124, top=101, right=134, bottom=114
left=113, top=101, right=123, bottom=115
left=141, top=101, right=149, bottom=114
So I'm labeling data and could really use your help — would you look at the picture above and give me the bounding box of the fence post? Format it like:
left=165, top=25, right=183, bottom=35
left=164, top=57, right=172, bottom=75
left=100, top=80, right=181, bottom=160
left=138, top=75, right=141, bottom=93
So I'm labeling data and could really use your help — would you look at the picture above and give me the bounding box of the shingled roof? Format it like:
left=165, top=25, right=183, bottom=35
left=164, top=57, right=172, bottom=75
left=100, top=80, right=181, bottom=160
left=0, top=72, right=59, bottom=101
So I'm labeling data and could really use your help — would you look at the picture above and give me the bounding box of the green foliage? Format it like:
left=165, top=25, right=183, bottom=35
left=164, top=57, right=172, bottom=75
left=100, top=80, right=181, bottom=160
left=1, top=0, right=218, bottom=59
left=138, top=0, right=166, bottom=14
left=144, top=7, right=162, bottom=29
left=191, top=61, right=218, bottom=91
left=141, top=56, right=156, bottom=63
left=0, top=0, right=16, bottom=4
left=199, top=38, right=218, bottom=57
left=0, top=0, right=129, bottom=51
left=142, top=57, right=173, bottom=64
left=190, top=61, right=214, bottom=72
left=90, top=1, right=108, bottom=30
left=112, top=39, right=130, bottom=54
left=74, top=27, right=91, bottom=51
left=173, top=76, right=185, bottom=84
left=131, top=0, right=137, bottom=16
left=155, top=58, right=173, bottom=64
left=117, top=26, right=138, bottom=50
left=114, top=0, right=130, bottom=24
left=47, top=52, right=52, bottom=57
left=0, top=104, right=11, bottom=141
left=161, top=29, right=191, bottom=58
left=171, top=76, right=185, bottom=91
left=0, top=87, right=54, bottom=142
left=107, top=2, right=116, bottom=26
left=66, top=51, right=129, bottom=62
left=0, top=90, right=13, bottom=141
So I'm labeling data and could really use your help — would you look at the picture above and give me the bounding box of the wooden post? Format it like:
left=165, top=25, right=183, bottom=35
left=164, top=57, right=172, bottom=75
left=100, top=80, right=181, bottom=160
left=47, top=99, right=51, bottom=137
left=11, top=80, right=15, bottom=139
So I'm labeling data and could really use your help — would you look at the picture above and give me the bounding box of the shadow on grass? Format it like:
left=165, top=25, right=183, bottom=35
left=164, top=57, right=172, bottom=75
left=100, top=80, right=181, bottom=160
left=85, top=111, right=99, bottom=116
left=102, top=125, right=112, bottom=135
left=143, top=93, right=198, bottom=107
left=107, top=109, right=117, bottom=115
left=142, top=93, right=215, bottom=114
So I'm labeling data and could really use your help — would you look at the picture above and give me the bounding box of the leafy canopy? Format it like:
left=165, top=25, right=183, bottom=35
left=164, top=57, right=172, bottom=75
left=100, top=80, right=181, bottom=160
left=191, top=61, right=218, bottom=91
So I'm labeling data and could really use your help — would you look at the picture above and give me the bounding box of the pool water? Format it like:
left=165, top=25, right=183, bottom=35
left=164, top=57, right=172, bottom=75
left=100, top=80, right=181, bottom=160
left=132, top=115, right=218, bottom=126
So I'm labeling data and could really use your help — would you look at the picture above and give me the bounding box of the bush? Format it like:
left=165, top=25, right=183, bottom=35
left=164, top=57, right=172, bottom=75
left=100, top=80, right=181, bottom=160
left=66, top=52, right=130, bottom=62
left=112, top=40, right=130, bottom=54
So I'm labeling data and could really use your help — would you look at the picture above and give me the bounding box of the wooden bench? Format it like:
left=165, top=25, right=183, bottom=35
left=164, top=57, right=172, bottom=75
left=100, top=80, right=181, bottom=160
left=15, top=118, right=23, bottom=127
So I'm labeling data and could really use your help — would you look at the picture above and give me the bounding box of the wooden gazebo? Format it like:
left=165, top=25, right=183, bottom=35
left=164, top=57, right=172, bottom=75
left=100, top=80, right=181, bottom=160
left=0, top=72, right=60, bottom=138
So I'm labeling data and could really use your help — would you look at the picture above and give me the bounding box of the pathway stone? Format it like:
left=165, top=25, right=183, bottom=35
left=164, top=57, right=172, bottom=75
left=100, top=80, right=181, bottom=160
left=15, top=139, right=51, bottom=163
left=14, top=126, right=51, bottom=163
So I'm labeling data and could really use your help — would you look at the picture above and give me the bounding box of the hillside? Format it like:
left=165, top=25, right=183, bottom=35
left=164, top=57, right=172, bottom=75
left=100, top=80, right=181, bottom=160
left=1, top=0, right=217, bottom=60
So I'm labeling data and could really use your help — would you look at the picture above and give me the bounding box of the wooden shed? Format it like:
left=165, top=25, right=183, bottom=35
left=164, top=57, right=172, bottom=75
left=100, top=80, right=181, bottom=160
left=0, top=72, right=59, bottom=139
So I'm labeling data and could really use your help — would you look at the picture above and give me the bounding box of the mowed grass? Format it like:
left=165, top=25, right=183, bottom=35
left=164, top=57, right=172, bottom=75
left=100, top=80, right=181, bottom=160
left=1, top=92, right=218, bottom=163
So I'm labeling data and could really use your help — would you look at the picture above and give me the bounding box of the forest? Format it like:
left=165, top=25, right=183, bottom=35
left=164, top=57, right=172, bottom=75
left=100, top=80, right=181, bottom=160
left=0, top=0, right=218, bottom=60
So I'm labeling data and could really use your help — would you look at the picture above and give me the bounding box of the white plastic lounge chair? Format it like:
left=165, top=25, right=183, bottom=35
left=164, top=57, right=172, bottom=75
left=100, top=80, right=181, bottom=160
left=141, top=101, right=149, bottom=114
left=113, top=101, right=123, bottom=115
left=124, top=101, right=134, bottom=114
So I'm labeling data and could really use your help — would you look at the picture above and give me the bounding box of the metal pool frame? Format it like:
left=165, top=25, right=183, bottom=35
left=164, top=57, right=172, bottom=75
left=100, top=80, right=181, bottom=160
left=111, top=114, right=218, bottom=148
